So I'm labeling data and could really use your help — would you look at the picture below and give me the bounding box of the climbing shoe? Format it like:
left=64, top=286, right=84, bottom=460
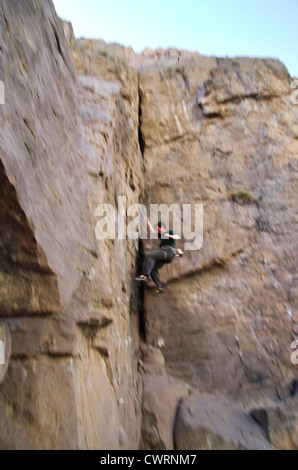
left=153, top=288, right=165, bottom=297
left=134, top=275, right=148, bottom=282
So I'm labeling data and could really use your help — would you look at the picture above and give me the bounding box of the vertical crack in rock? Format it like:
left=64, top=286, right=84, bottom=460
left=137, top=83, right=145, bottom=159
left=136, top=240, right=146, bottom=342
left=136, top=76, right=147, bottom=341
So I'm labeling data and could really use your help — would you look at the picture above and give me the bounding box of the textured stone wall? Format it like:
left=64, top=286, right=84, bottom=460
left=0, top=0, right=142, bottom=449
left=0, top=0, right=297, bottom=450
left=139, top=57, right=298, bottom=405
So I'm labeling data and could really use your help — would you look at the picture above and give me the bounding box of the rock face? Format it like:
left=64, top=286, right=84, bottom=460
left=0, top=0, right=142, bottom=449
left=0, top=0, right=297, bottom=450
left=140, top=56, right=298, bottom=406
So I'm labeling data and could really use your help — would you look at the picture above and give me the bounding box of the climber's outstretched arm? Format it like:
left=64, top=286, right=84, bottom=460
left=164, top=232, right=180, bottom=240
left=146, top=217, right=156, bottom=234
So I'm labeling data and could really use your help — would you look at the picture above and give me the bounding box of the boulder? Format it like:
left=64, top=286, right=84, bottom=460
left=252, top=395, right=298, bottom=450
left=174, top=394, right=273, bottom=450
left=139, top=345, right=190, bottom=450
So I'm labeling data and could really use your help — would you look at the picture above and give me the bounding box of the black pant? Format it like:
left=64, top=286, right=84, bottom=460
left=144, top=248, right=175, bottom=288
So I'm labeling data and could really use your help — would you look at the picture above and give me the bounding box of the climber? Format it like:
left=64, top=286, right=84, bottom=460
left=135, top=218, right=181, bottom=296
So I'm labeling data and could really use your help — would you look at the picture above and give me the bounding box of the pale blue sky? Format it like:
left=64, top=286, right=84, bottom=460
left=53, top=0, right=298, bottom=77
